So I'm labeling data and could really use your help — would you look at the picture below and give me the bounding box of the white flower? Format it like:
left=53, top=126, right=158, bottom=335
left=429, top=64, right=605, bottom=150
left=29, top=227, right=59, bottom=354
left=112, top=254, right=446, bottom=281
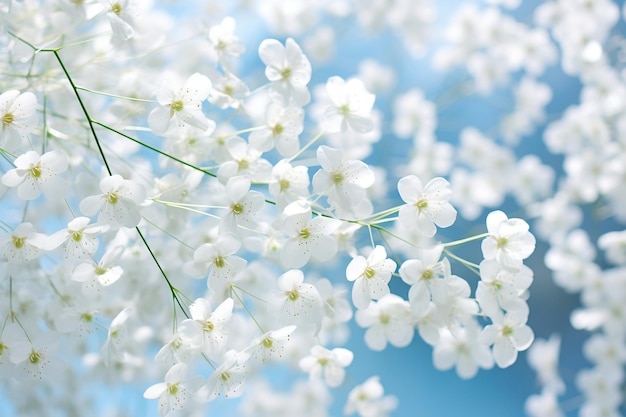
left=2, top=150, right=68, bottom=201
left=598, top=230, right=626, bottom=265
left=312, top=145, right=375, bottom=215
left=479, top=310, right=534, bottom=368
left=249, top=103, right=303, bottom=157
left=271, top=269, right=323, bottom=329
left=245, top=325, right=296, bottom=363
left=344, top=376, right=398, bottom=417
left=79, top=174, right=146, bottom=230
left=322, top=76, right=376, bottom=133
left=47, top=217, right=108, bottom=262
left=143, top=363, right=203, bottom=417
left=184, top=233, right=247, bottom=292
left=72, top=243, right=124, bottom=296
left=179, top=298, right=234, bottom=360
left=258, top=38, right=312, bottom=106
left=148, top=73, right=213, bottom=136
left=0, top=90, right=37, bottom=151
left=196, top=349, right=249, bottom=402
left=527, top=335, right=565, bottom=395
left=219, top=175, right=265, bottom=234
left=0, top=222, right=49, bottom=264
left=524, top=390, right=564, bottom=417
left=207, top=16, right=245, bottom=71
left=399, top=246, right=449, bottom=316
left=268, top=159, right=310, bottom=210
left=346, top=245, right=396, bottom=309
left=476, top=259, right=533, bottom=317
left=355, top=294, right=414, bottom=351
left=100, top=0, right=138, bottom=40
left=278, top=200, right=341, bottom=268
left=433, top=319, right=494, bottom=379
left=481, top=210, right=536, bottom=271
left=299, top=345, right=354, bottom=387
left=397, top=175, right=457, bottom=237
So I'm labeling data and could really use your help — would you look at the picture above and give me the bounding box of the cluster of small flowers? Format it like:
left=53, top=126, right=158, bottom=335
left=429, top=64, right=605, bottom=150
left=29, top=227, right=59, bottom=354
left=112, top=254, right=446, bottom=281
left=1, top=0, right=624, bottom=416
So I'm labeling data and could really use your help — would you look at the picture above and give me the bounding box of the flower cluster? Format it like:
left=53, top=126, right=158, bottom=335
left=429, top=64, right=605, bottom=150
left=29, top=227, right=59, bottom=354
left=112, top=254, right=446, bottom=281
left=0, top=1, right=623, bottom=417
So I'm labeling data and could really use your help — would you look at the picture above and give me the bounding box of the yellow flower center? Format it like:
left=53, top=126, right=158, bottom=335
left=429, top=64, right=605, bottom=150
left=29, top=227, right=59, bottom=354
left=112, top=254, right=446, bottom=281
left=111, top=2, right=122, bottom=14
left=12, top=236, right=26, bottom=249
left=272, top=124, right=284, bottom=136
left=231, top=203, right=244, bottom=215
left=2, top=113, right=14, bottom=130
left=171, top=100, right=184, bottom=113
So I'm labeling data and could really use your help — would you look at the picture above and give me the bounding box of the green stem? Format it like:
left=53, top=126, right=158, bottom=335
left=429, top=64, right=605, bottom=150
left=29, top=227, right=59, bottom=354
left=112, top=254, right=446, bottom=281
left=53, top=50, right=112, bottom=175
left=443, top=248, right=480, bottom=277
left=287, top=128, right=326, bottom=163
left=76, top=85, right=157, bottom=103
left=442, top=232, right=490, bottom=248
left=136, top=227, right=190, bottom=319
left=91, top=120, right=217, bottom=178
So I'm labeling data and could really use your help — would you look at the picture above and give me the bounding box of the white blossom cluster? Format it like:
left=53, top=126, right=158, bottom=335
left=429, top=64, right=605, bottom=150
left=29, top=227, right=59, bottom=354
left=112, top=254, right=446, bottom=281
left=0, top=1, right=623, bottom=417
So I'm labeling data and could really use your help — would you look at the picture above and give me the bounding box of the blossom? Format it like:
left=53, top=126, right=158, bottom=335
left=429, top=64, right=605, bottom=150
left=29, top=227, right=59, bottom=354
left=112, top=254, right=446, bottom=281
left=248, top=102, right=303, bottom=157
left=346, top=245, right=396, bottom=309
left=184, top=233, right=247, bottom=291
left=0, top=90, right=37, bottom=151
left=47, top=217, right=108, bottom=261
left=344, top=376, right=398, bottom=417
left=245, top=325, right=296, bottom=363
left=481, top=210, right=536, bottom=271
left=196, top=349, right=249, bottom=402
left=476, top=259, right=533, bottom=317
left=271, top=269, right=323, bottom=329
left=2, top=150, right=68, bottom=200
left=72, top=243, right=124, bottom=296
left=355, top=294, right=414, bottom=351
left=148, top=73, right=213, bottom=136
left=278, top=200, right=341, bottom=268
left=397, top=175, right=457, bottom=237
left=100, top=0, right=138, bottom=40
left=312, top=145, right=375, bottom=215
left=0, top=222, right=49, bottom=264
left=178, top=297, right=234, bottom=360
left=219, top=175, right=265, bottom=234
left=321, top=76, right=376, bottom=133
left=206, top=16, right=245, bottom=71
left=268, top=159, right=310, bottom=210
left=299, top=345, right=354, bottom=387
left=258, top=37, right=312, bottom=106
left=143, top=363, right=203, bottom=417
left=399, top=245, right=449, bottom=316
left=479, top=310, right=534, bottom=368
left=79, top=174, right=146, bottom=230
left=527, top=335, right=565, bottom=395
left=433, top=319, right=494, bottom=379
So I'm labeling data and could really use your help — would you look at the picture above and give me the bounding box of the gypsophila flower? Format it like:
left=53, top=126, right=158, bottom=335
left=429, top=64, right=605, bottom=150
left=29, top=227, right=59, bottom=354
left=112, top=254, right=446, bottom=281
left=148, top=73, right=213, bottom=136
left=346, top=245, right=396, bottom=309
left=278, top=200, right=341, bottom=268
left=259, top=37, right=312, bottom=106
left=481, top=210, right=536, bottom=271
left=2, top=150, right=68, bottom=200
left=143, top=363, right=203, bottom=417
left=196, top=349, right=250, bottom=402
left=397, top=175, right=457, bottom=237
left=79, top=174, right=146, bottom=230
left=299, top=345, right=354, bottom=387
left=0, top=90, right=37, bottom=151
left=344, top=376, right=398, bottom=417
left=322, top=76, right=376, bottom=134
